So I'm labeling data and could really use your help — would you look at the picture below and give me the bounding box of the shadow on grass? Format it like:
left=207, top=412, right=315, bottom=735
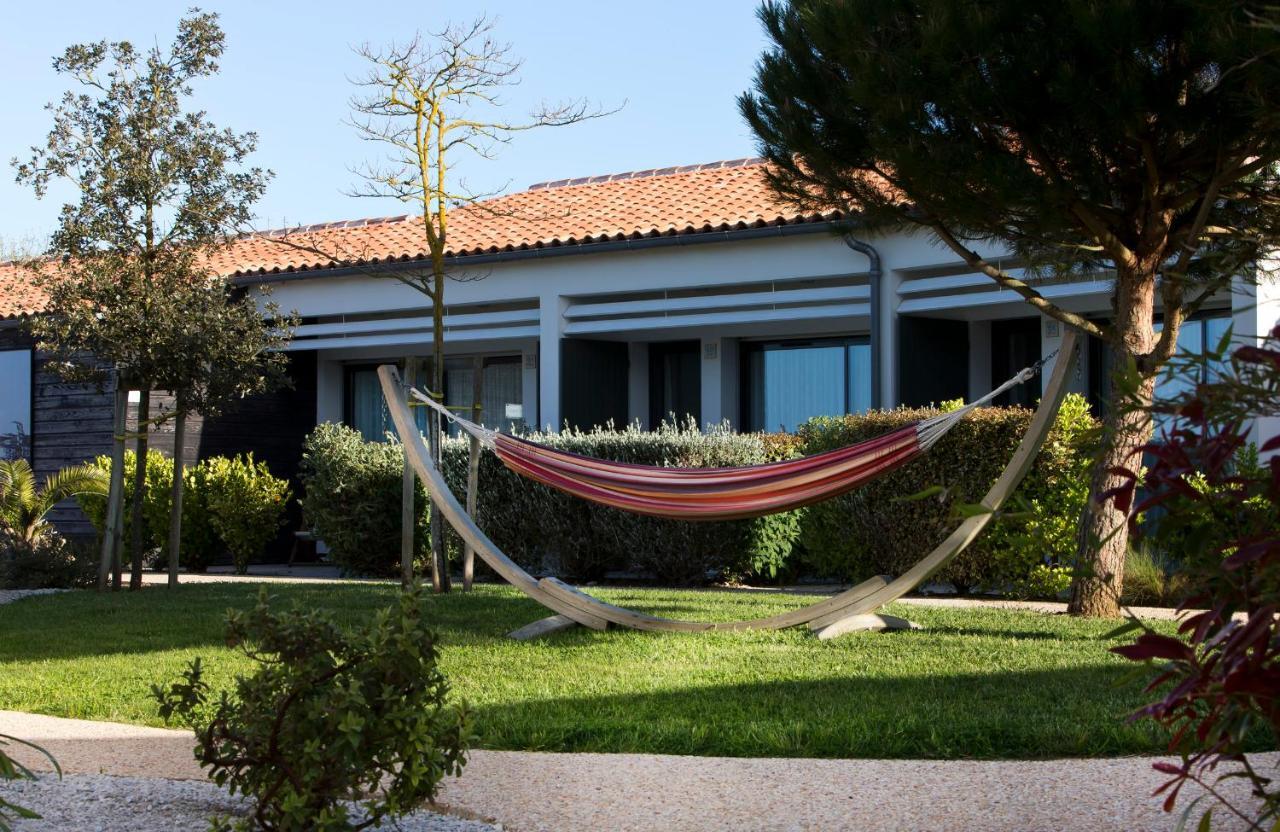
left=465, top=666, right=1187, bottom=760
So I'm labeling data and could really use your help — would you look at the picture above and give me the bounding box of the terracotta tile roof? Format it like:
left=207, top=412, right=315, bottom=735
left=0, top=261, right=49, bottom=321
left=0, top=158, right=840, bottom=316
left=215, top=158, right=840, bottom=278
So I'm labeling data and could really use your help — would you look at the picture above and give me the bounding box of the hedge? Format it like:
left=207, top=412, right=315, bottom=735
left=795, top=393, right=1095, bottom=591
left=298, top=394, right=1094, bottom=589
left=301, top=422, right=800, bottom=583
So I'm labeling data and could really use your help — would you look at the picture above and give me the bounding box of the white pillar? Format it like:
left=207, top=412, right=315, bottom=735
left=520, top=346, right=539, bottom=431
left=538, top=294, right=567, bottom=431
left=700, top=337, right=723, bottom=430
left=718, top=337, right=740, bottom=431
left=967, top=320, right=992, bottom=403
left=1234, top=269, right=1280, bottom=453
left=1040, top=315, right=1089, bottom=399
left=627, top=342, right=649, bottom=429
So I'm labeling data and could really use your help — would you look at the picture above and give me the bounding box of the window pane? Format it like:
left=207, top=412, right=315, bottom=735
left=446, top=358, right=524, bottom=435
left=349, top=369, right=390, bottom=442
left=350, top=366, right=426, bottom=442
left=0, top=349, right=31, bottom=460
left=847, top=343, right=872, bottom=414
left=751, top=345, right=846, bottom=433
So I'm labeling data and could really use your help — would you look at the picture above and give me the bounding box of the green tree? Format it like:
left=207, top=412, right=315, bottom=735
left=741, top=0, right=1280, bottom=617
left=13, top=9, right=289, bottom=588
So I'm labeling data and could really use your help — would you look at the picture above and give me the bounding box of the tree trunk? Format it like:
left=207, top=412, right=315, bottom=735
left=1068, top=265, right=1159, bottom=617
left=167, top=405, right=186, bottom=588
left=98, top=383, right=128, bottom=591
left=128, top=389, right=150, bottom=590
left=463, top=356, right=482, bottom=591
left=401, top=358, right=419, bottom=588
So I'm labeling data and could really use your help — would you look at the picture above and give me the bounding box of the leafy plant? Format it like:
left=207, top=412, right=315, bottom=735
left=1107, top=326, right=1280, bottom=830
left=154, top=586, right=470, bottom=831
left=0, top=459, right=106, bottom=557
left=0, top=535, right=97, bottom=590
left=203, top=454, right=290, bottom=574
left=796, top=394, right=1095, bottom=590
left=1, top=732, right=59, bottom=831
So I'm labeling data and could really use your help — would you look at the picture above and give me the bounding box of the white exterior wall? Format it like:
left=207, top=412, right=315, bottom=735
left=255, top=226, right=1269, bottom=449
left=1234, top=266, right=1280, bottom=453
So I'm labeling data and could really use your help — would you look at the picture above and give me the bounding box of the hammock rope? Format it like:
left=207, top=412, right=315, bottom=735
left=401, top=351, right=1057, bottom=522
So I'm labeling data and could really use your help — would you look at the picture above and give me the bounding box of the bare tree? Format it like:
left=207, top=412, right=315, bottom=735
left=341, top=17, right=616, bottom=591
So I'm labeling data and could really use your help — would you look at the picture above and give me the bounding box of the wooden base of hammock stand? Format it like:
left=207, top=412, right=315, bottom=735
left=811, top=613, right=919, bottom=640
left=377, top=329, right=1079, bottom=643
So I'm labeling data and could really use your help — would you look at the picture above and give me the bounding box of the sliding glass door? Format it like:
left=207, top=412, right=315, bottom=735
left=743, top=337, right=872, bottom=433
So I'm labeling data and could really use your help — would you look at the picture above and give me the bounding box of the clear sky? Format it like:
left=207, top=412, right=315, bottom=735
left=0, top=0, right=770, bottom=247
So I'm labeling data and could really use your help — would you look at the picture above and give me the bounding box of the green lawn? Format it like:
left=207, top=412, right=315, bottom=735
left=0, top=581, right=1205, bottom=759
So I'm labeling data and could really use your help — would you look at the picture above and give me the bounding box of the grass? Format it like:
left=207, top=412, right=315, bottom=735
left=0, top=581, right=1225, bottom=760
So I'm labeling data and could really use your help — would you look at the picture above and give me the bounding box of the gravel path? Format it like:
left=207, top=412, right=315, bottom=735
left=3, top=712, right=1276, bottom=831
left=6, top=774, right=501, bottom=831
left=0, top=588, right=65, bottom=606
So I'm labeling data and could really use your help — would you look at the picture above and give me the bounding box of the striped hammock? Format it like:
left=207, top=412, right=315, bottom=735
left=408, top=359, right=1048, bottom=521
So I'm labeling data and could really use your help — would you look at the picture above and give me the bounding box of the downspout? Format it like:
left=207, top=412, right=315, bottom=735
left=843, top=234, right=883, bottom=409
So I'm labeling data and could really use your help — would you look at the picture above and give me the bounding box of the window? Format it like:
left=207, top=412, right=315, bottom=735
left=0, top=348, right=32, bottom=460
left=345, top=354, right=524, bottom=442
left=743, top=338, right=871, bottom=433
left=1087, top=312, right=1232, bottom=419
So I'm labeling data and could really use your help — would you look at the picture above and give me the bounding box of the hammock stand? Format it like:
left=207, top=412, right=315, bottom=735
left=377, top=328, right=1079, bottom=640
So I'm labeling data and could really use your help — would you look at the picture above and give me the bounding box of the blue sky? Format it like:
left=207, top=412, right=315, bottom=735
left=0, top=1, right=769, bottom=246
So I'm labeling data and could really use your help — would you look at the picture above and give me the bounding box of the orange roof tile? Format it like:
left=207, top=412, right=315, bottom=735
left=214, top=158, right=839, bottom=278
left=1, top=158, right=840, bottom=318
left=0, top=262, right=49, bottom=321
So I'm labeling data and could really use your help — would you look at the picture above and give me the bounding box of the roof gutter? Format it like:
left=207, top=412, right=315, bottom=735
left=230, top=220, right=840, bottom=287
left=842, top=233, right=883, bottom=409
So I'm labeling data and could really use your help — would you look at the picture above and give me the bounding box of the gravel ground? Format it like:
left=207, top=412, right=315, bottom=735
left=5, top=773, right=501, bottom=831
left=0, top=588, right=65, bottom=606
left=4, top=712, right=1276, bottom=831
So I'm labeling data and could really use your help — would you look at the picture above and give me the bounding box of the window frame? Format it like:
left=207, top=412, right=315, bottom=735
left=739, top=335, right=872, bottom=432
left=0, top=346, right=34, bottom=461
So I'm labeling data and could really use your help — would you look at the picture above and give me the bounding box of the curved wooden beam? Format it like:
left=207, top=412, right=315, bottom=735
left=376, top=327, right=1079, bottom=637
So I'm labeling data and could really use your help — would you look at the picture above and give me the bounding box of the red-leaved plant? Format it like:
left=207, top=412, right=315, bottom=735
left=1104, top=325, right=1280, bottom=830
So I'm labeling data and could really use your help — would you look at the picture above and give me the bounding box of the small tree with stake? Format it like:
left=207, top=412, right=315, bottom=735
left=333, top=17, right=612, bottom=591
left=13, top=9, right=288, bottom=588
left=741, top=0, right=1280, bottom=617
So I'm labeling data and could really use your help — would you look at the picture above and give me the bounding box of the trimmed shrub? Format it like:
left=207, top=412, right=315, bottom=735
left=796, top=393, right=1095, bottom=590
left=0, top=534, right=96, bottom=589
left=299, top=423, right=429, bottom=577
left=80, top=451, right=285, bottom=573
left=154, top=586, right=470, bottom=832
left=439, top=421, right=804, bottom=584
left=302, top=422, right=801, bottom=583
left=204, top=454, right=291, bottom=574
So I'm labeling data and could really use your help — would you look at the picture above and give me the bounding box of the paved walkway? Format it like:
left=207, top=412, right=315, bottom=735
left=3, top=711, right=1274, bottom=831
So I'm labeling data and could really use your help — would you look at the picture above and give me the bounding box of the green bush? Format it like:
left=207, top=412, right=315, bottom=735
left=299, top=423, right=430, bottom=577
left=0, top=535, right=96, bottom=590
left=79, top=450, right=171, bottom=564
left=301, top=421, right=801, bottom=583
left=795, top=393, right=1095, bottom=590
left=80, top=451, right=284, bottom=573
left=154, top=586, right=470, bottom=832
left=440, top=421, right=804, bottom=584
left=204, top=454, right=291, bottom=574
left=1121, top=544, right=1192, bottom=607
